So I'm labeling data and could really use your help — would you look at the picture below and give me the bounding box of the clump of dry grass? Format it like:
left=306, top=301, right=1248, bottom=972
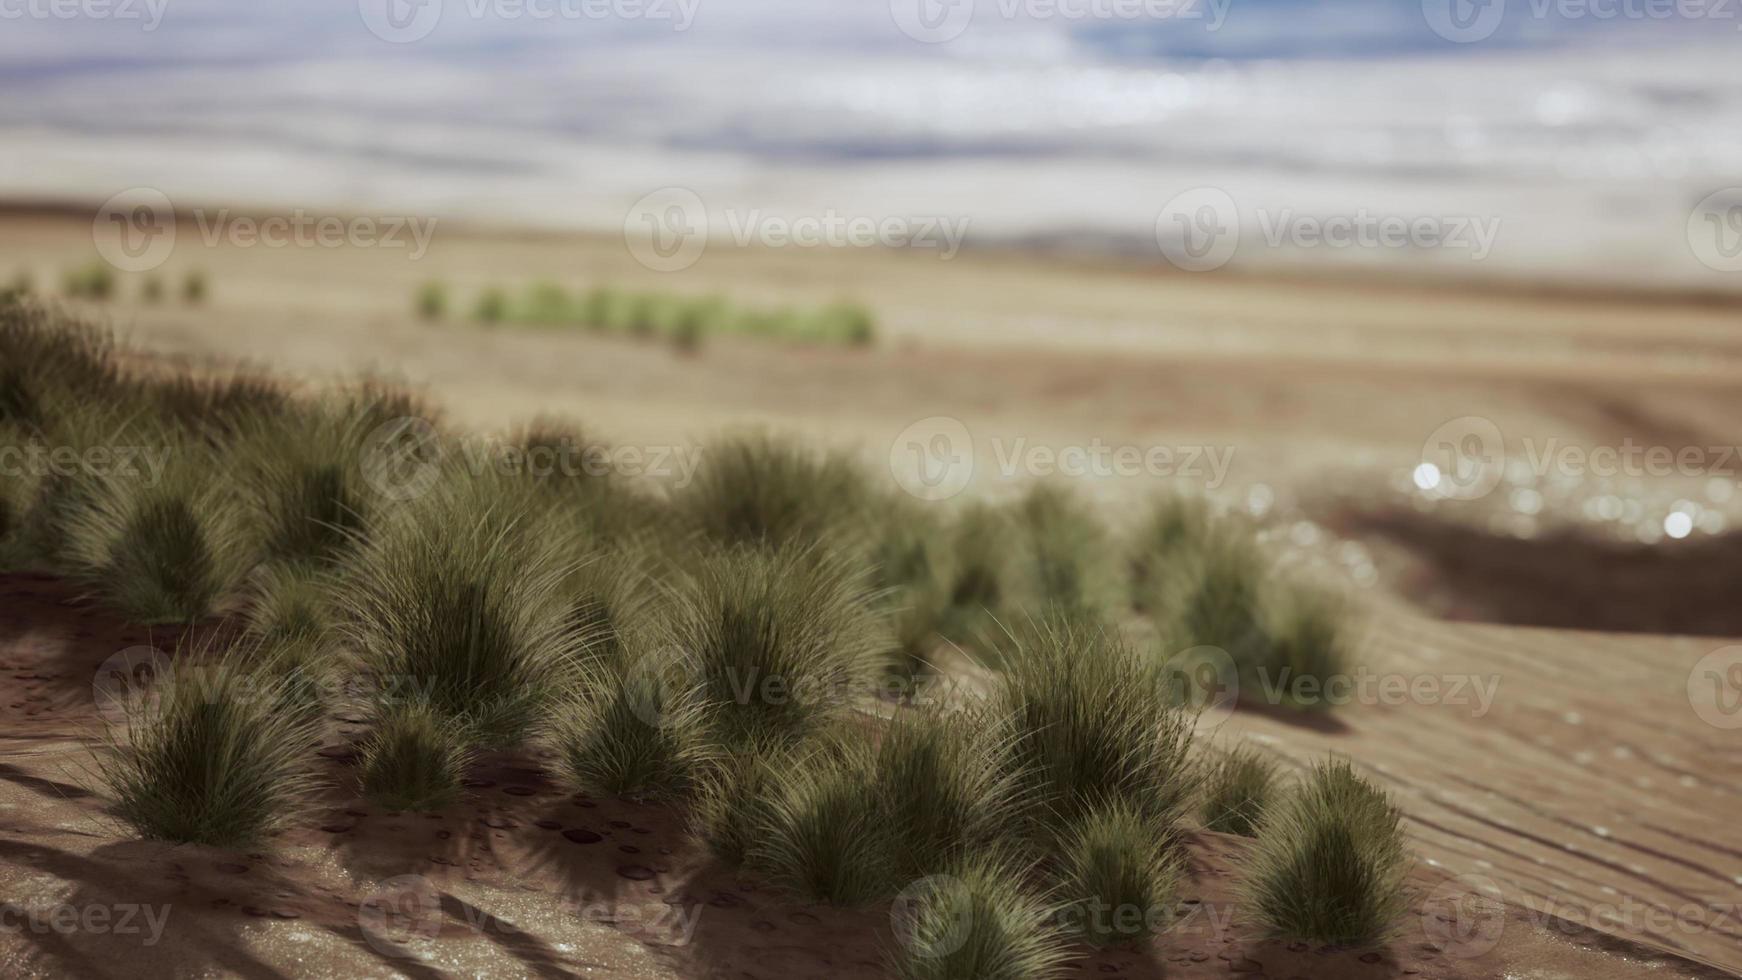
left=1009, top=483, right=1117, bottom=621
left=670, top=544, right=884, bottom=749
left=93, top=646, right=321, bottom=846
left=1052, top=798, right=1184, bottom=946
left=1239, top=758, right=1410, bottom=946
left=678, top=432, right=874, bottom=548
left=335, top=473, right=581, bottom=747
left=1200, top=744, right=1282, bottom=837
left=551, top=649, right=712, bottom=801
left=63, top=432, right=253, bottom=623
left=359, top=699, right=473, bottom=812
left=887, top=851, right=1071, bottom=980
left=992, top=614, right=1198, bottom=844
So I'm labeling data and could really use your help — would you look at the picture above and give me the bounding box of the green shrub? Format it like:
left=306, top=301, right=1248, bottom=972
left=887, top=851, right=1071, bottom=980
left=416, top=281, right=448, bottom=320
left=182, top=270, right=208, bottom=305
left=94, top=651, right=320, bottom=846
left=581, top=286, right=617, bottom=329
left=244, top=562, right=334, bottom=645
left=1201, top=744, right=1281, bottom=836
left=229, top=400, right=380, bottom=565
left=671, top=544, right=884, bottom=748
left=0, top=299, right=123, bottom=428
left=474, top=287, right=508, bottom=324
left=1154, top=526, right=1268, bottom=665
left=1240, top=758, right=1410, bottom=945
left=141, top=370, right=294, bottom=442
left=63, top=262, right=115, bottom=301
left=359, top=699, right=472, bottom=812
left=523, top=281, right=572, bottom=323
left=141, top=275, right=165, bottom=304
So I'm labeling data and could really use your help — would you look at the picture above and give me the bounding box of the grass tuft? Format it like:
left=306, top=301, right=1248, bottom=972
left=872, top=706, right=1016, bottom=880
left=671, top=544, right=884, bottom=748
left=551, top=650, right=711, bottom=801
left=678, top=432, right=872, bottom=548
left=1200, top=744, right=1281, bottom=837
left=230, top=400, right=378, bottom=565
left=358, top=699, right=472, bottom=812
left=1257, top=582, right=1352, bottom=710
left=887, top=851, right=1071, bottom=980
left=1239, top=758, right=1409, bottom=946
left=94, top=648, right=320, bottom=846
left=1009, top=483, right=1116, bottom=620
left=63, top=436, right=252, bottom=623
left=750, top=737, right=893, bottom=905
left=993, top=614, right=1198, bottom=843
left=336, top=474, right=581, bottom=747
left=692, top=741, right=789, bottom=867
left=245, top=562, right=334, bottom=645
left=1128, top=492, right=1217, bottom=611
left=1053, top=798, right=1183, bottom=946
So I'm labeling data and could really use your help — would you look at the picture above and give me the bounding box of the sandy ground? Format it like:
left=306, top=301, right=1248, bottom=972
left=1, top=211, right=1740, bottom=977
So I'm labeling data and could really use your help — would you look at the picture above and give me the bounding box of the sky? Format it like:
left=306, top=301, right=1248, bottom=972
left=2, top=0, right=1739, bottom=285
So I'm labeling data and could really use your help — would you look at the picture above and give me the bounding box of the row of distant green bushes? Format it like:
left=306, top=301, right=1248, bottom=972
left=3, top=263, right=208, bottom=306
left=416, top=280, right=876, bottom=351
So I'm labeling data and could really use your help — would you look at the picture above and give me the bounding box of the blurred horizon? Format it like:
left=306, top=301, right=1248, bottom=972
left=3, top=1, right=1740, bottom=287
